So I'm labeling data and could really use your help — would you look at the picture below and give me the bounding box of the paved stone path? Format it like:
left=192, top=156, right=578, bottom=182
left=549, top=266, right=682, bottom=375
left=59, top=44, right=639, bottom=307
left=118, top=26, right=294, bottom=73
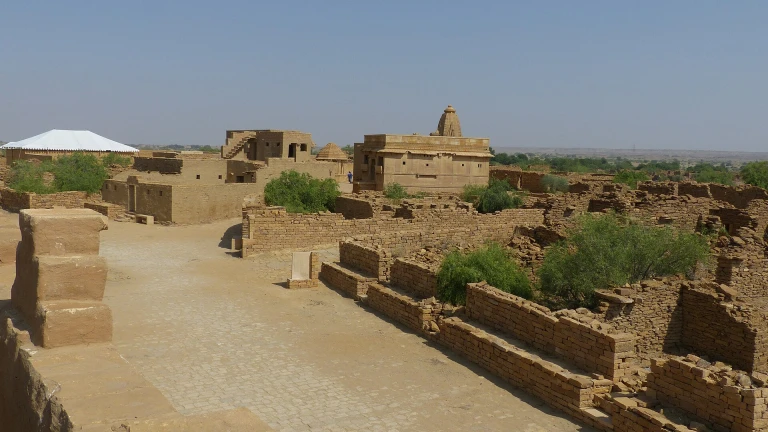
left=101, top=219, right=592, bottom=432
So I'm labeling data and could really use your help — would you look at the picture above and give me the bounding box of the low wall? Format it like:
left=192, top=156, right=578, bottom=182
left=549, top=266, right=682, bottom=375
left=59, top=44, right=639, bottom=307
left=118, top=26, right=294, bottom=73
left=434, top=317, right=613, bottom=420
left=0, top=188, right=89, bottom=211
left=465, top=283, right=635, bottom=380
left=339, top=241, right=390, bottom=280
left=649, top=356, right=768, bottom=431
left=598, top=279, right=684, bottom=362
left=83, top=202, right=124, bottom=219
left=390, top=258, right=438, bottom=299
left=681, top=283, right=768, bottom=373
left=363, top=284, right=442, bottom=332
left=318, top=262, right=375, bottom=300
left=133, top=157, right=183, bottom=174
left=241, top=207, right=545, bottom=255
left=0, top=313, right=74, bottom=431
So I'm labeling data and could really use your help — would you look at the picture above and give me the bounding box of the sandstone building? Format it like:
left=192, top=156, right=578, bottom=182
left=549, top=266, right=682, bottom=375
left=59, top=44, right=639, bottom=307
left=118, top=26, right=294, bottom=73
left=352, top=105, right=491, bottom=193
left=221, top=130, right=314, bottom=162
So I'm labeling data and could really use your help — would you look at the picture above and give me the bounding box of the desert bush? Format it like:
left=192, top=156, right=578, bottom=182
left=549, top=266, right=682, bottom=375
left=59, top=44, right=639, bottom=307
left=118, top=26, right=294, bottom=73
left=537, top=213, right=710, bottom=309
left=7, top=160, right=55, bottom=194
left=461, top=179, right=522, bottom=213
left=102, top=152, right=133, bottom=167
left=51, top=152, right=109, bottom=193
left=437, top=243, right=532, bottom=305
left=264, top=170, right=340, bottom=213
left=384, top=182, right=409, bottom=200
left=613, top=170, right=649, bottom=189
left=541, top=174, right=569, bottom=193
left=741, top=161, right=768, bottom=190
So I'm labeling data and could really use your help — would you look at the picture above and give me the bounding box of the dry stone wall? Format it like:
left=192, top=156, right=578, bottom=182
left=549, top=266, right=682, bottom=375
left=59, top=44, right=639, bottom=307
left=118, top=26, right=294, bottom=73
left=390, top=257, right=439, bottom=299
left=241, top=206, right=545, bottom=256
left=681, top=283, right=768, bottom=373
left=465, top=283, right=636, bottom=380
left=649, top=356, right=768, bottom=431
left=363, top=284, right=443, bottom=332
left=339, top=242, right=391, bottom=281
left=0, top=188, right=91, bottom=211
left=597, top=279, right=684, bottom=362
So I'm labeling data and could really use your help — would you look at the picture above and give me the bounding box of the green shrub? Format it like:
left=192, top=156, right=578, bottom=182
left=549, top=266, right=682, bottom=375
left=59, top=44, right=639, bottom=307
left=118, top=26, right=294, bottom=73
left=694, top=168, right=734, bottom=185
left=51, top=152, right=109, bottom=193
left=7, top=160, right=55, bottom=194
left=541, top=174, right=569, bottom=193
left=613, top=170, right=649, bottom=189
left=264, top=170, right=340, bottom=213
left=741, top=161, right=768, bottom=190
left=461, top=179, right=522, bottom=213
left=102, top=153, right=133, bottom=167
left=537, top=213, right=710, bottom=309
left=384, top=183, right=409, bottom=200
left=437, top=243, right=532, bottom=305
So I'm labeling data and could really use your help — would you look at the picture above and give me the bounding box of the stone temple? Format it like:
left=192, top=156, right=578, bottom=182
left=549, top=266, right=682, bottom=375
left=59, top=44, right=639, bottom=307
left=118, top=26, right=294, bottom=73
left=352, top=105, right=491, bottom=193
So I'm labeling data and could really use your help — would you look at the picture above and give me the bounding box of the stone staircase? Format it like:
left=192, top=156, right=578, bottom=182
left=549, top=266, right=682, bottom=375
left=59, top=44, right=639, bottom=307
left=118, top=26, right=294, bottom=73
left=222, top=137, right=247, bottom=159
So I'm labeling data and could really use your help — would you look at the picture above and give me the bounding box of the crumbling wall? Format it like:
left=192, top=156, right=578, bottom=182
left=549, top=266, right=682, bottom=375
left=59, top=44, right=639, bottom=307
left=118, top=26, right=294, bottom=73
left=681, top=283, right=768, bottom=373
left=338, top=241, right=391, bottom=281
left=464, top=283, right=635, bottom=380
left=1, top=188, right=90, bottom=211
left=364, top=284, right=442, bottom=332
left=0, top=313, right=74, bottom=431
left=597, top=280, right=684, bottom=362
left=649, top=356, right=768, bottom=431
left=335, top=196, right=375, bottom=219
left=390, top=257, right=439, bottom=299
left=241, top=207, right=545, bottom=255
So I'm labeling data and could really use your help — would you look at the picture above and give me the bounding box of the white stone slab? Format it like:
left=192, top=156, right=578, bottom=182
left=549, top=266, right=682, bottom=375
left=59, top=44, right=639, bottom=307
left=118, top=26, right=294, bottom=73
left=291, top=252, right=311, bottom=280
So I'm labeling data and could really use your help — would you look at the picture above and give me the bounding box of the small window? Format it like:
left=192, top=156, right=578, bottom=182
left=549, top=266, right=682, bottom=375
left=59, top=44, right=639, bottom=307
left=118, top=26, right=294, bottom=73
left=266, top=142, right=269, bottom=147
left=426, top=163, right=429, bottom=167
left=218, top=175, right=222, bottom=179
left=461, top=163, right=465, bottom=167
left=363, top=155, right=369, bottom=164
left=478, top=164, right=482, bottom=168
left=159, top=191, right=163, bottom=197
left=300, top=144, right=307, bottom=152
left=196, top=175, right=200, bottom=179
left=402, top=161, right=406, bottom=165
left=277, top=142, right=281, bottom=146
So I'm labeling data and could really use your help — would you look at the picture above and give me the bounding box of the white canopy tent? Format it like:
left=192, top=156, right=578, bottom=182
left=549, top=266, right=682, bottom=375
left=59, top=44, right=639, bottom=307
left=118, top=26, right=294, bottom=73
left=1, top=130, right=138, bottom=153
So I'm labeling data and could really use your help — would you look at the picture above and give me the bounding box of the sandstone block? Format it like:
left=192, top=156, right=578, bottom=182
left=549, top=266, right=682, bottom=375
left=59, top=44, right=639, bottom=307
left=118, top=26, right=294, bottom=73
left=35, top=300, right=112, bottom=348
left=18, top=209, right=107, bottom=257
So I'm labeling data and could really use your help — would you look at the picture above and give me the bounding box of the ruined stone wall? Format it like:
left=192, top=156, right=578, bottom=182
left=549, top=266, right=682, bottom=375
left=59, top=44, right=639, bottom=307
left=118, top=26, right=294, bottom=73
left=649, top=356, right=768, bottom=431
left=0, top=188, right=90, bottom=211
left=338, top=241, right=390, bottom=280
left=681, top=283, right=768, bottom=373
left=464, top=283, right=635, bottom=380
left=0, top=314, right=74, bottom=431
left=335, top=196, right=375, bottom=219
left=364, top=284, right=442, bottom=332
left=678, top=182, right=712, bottom=198
left=598, top=280, right=684, bottom=362
left=241, top=207, right=545, bottom=255
left=434, top=317, right=612, bottom=421
left=390, top=258, right=438, bottom=298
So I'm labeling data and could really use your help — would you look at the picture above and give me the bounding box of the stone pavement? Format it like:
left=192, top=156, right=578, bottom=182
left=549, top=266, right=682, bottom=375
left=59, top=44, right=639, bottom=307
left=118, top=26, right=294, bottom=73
left=101, top=219, right=593, bottom=432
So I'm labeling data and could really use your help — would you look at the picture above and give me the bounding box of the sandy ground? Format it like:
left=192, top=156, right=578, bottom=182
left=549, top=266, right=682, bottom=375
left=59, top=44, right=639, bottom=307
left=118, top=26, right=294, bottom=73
left=0, top=209, right=593, bottom=431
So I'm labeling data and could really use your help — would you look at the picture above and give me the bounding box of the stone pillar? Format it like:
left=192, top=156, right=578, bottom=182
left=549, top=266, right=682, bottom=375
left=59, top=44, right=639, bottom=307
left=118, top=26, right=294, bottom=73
left=11, top=209, right=111, bottom=348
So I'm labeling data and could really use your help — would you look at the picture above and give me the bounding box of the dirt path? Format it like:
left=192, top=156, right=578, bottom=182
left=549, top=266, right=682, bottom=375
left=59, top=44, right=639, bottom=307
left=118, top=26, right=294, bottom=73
left=101, top=218, right=593, bottom=432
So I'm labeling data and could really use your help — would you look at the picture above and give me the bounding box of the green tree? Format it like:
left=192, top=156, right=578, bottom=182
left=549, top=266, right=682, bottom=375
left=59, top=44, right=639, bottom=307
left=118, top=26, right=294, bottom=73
left=51, top=152, right=109, bottom=193
left=461, top=179, right=523, bottom=213
left=613, top=170, right=649, bottom=189
left=102, top=153, right=133, bottom=167
left=741, top=161, right=768, bottom=190
left=537, top=213, right=710, bottom=309
left=7, top=160, right=54, bottom=194
left=541, top=174, right=569, bottom=192
left=437, top=243, right=532, bottom=305
left=264, top=170, right=340, bottom=213
left=384, top=183, right=409, bottom=200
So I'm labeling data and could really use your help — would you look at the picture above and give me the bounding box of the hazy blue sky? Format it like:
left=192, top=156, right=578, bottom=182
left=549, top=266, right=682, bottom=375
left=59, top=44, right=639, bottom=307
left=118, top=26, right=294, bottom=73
left=1, top=2, right=767, bottom=151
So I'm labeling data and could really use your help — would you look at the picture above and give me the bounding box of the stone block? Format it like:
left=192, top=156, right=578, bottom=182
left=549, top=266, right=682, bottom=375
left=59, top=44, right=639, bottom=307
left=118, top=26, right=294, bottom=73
left=35, top=300, right=112, bottom=348
left=18, top=209, right=107, bottom=257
